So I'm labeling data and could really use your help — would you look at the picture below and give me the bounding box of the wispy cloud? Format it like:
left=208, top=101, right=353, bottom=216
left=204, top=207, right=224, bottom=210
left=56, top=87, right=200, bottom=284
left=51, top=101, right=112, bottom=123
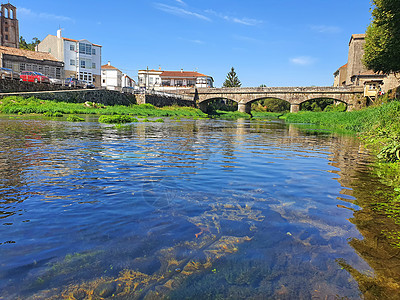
left=19, top=7, right=74, bottom=22
left=205, top=9, right=262, bottom=26
left=233, top=35, right=264, bottom=44
left=175, top=0, right=186, bottom=5
left=154, top=3, right=211, bottom=21
left=310, top=25, right=341, bottom=34
left=290, top=56, right=316, bottom=66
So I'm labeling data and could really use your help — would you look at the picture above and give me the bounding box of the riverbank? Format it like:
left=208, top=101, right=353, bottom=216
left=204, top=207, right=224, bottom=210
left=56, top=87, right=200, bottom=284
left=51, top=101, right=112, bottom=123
left=0, top=96, right=207, bottom=118
left=284, top=100, right=400, bottom=162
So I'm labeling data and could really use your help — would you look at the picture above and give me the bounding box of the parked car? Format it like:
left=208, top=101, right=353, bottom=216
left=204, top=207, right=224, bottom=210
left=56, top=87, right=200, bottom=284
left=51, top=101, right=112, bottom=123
left=0, top=68, right=20, bottom=80
left=20, top=71, right=50, bottom=83
left=64, top=77, right=85, bottom=88
left=49, top=77, right=63, bottom=85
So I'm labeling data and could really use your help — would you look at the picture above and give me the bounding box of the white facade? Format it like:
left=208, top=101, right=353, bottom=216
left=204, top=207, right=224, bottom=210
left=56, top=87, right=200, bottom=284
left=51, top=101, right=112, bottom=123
left=37, top=30, right=102, bottom=87
left=101, top=62, right=122, bottom=91
left=138, top=69, right=213, bottom=90
left=138, top=69, right=162, bottom=89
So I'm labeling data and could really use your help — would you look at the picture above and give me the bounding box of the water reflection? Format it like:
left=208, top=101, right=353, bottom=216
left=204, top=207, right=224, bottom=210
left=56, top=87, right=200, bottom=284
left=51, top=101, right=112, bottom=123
left=0, top=117, right=385, bottom=299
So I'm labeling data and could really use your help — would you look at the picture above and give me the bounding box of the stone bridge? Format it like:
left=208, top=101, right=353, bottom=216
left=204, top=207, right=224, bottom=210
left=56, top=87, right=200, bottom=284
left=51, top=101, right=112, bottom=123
left=182, top=86, right=365, bottom=113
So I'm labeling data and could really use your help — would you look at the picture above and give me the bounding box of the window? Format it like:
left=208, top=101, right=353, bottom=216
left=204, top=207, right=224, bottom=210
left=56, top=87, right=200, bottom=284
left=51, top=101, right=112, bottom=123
left=149, top=77, right=153, bottom=85
left=92, top=63, right=96, bottom=69
left=70, top=44, right=75, bottom=51
left=175, top=80, right=183, bottom=87
left=79, top=42, right=93, bottom=55
left=20, top=63, right=26, bottom=72
left=70, top=59, right=75, bottom=66
left=56, top=68, right=61, bottom=79
left=5, top=27, right=8, bottom=32
left=5, top=35, right=8, bottom=40
left=103, top=79, right=105, bottom=84
left=80, top=60, right=86, bottom=68
left=92, top=48, right=96, bottom=55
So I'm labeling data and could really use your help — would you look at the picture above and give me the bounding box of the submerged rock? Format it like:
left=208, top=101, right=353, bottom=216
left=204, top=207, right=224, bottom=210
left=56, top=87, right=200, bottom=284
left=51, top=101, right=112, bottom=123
left=94, top=281, right=116, bottom=298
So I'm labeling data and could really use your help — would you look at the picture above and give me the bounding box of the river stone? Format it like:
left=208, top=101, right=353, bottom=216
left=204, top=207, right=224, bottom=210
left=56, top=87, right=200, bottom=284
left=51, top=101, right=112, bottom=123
left=94, top=281, right=116, bottom=298
left=73, top=289, right=87, bottom=300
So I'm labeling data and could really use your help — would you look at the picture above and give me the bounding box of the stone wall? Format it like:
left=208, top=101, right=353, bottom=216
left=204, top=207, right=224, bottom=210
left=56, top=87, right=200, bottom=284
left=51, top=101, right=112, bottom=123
left=0, top=89, right=137, bottom=106
left=143, top=94, right=195, bottom=107
left=0, top=78, right=75, bottom=93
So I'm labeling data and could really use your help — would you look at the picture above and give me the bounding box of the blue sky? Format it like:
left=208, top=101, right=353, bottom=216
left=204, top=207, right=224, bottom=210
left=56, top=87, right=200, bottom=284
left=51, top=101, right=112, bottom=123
left=14, top=0, right=372, bottom=87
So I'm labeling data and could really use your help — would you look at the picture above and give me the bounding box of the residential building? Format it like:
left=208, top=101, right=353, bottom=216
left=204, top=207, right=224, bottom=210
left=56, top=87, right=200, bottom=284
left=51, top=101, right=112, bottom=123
left=0, top=3, right=19, bottom=48
left=101, top=62, right=136, bottom=91
left=101, top=61, right=122, bottom=91
left=0, top=45, right=63, bottom=78
left=138, top=68, right=213, bottom=90
left=122, top=74, right=136, bottom=89
left=37, top=29, right=102, bottom=87
left=333, top=34, right=398, bottom=93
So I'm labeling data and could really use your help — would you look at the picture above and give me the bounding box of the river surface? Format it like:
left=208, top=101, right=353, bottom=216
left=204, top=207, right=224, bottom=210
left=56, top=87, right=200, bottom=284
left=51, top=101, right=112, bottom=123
left=0, top=117, right=391, bottom=299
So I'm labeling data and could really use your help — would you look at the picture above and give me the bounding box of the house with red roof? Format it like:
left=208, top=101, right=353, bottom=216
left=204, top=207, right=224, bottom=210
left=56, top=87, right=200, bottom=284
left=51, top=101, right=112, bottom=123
left=138, top=68, right=213, bottom=90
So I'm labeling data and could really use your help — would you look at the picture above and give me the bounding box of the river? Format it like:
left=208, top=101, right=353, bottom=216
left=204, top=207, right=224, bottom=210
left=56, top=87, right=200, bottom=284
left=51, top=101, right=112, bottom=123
left=0, top=117, right=396, bottom=299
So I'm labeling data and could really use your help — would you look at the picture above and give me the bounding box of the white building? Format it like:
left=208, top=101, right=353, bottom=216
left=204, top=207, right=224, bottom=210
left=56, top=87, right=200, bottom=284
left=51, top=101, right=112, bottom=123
left=37, top=29, right=102, bottom=87
left=101, top=61, right=136, bottom=91
left=138, top=68, right=213, bottom=90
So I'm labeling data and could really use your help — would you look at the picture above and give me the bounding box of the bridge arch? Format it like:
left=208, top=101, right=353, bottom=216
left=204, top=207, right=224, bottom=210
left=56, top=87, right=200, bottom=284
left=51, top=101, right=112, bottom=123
left=197, top=97, right=238, bottom=112
left=246, top=97, right=291, bottom=113
left=298, top=97, right=349, bottom=112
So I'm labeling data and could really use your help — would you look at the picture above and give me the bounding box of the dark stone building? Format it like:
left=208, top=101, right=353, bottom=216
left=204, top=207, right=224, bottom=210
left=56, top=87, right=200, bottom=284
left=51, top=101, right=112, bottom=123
left=0, top=46, right=64, bottom=79
left=0, top=3, right=19, bottom=48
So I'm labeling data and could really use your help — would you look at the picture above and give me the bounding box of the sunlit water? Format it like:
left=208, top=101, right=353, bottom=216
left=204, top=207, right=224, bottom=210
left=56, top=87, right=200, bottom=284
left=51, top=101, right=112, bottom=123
left=0, top=117, right=377, bottom=299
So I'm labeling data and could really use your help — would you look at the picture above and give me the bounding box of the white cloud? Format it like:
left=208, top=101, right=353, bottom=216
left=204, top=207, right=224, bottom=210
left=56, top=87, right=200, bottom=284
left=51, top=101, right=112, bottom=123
left=154, top=3, right=211, bottom=21
left=233, top=35, right=263, bottom=44
left=206, top=9, right=262, bottom=26
left=175, top=0, right=186, bottom=5
left=310, top=25, right=341, bottom=34
left=290, top=56, right=316, bottom=66
left=19, top=7, right=74, bottom=22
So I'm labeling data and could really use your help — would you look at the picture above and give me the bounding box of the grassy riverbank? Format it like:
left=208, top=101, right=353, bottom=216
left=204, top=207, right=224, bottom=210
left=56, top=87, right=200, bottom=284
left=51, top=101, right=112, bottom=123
left=284, top=100, right=400, bottom=162
left=0, top=96, right=208, bottom=118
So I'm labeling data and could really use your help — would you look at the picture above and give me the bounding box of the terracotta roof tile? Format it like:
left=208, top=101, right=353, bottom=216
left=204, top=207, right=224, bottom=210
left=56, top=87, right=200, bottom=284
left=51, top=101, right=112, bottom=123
left=0, top=46, right=60, bottom=62
left=62, top=37, right=102, bottom=47
left=101, top=64, right=119, bottom=70
left=160, top=71, right=209, bottom=78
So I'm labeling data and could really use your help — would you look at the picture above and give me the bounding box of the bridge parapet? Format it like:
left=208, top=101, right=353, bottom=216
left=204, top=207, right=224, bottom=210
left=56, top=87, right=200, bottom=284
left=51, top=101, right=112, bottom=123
left=182, top=86, right=365, bottom=113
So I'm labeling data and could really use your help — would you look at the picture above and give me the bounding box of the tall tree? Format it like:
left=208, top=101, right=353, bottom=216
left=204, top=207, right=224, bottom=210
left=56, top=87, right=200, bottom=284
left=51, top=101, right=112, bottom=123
left=19, top=36, right=41, bottom=51
left=363, top=0, right=400, bottom=74
left=223, top=67, right=241, bottom=87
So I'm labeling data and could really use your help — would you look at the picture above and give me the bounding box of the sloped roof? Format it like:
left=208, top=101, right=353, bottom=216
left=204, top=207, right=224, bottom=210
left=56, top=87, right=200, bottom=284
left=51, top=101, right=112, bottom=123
left=0, top=46, right=60, bottom=62
left=62, top=37, right=102, bottom=47
left=161, top=71, right=209, bottom=78
left=101, top=64, right=119, bottom=70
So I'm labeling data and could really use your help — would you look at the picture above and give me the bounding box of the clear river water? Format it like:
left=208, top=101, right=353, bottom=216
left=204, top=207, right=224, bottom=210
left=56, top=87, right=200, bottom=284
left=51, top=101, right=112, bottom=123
left=0, top=117, right=396, bottom=299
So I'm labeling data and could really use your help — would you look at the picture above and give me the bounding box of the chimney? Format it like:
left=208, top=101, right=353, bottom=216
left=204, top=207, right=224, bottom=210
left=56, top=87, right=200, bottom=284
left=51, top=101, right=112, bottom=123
left=159, top=66, right=161, bottom=71
left=57, top=29, right=62, bottom=38
left=108, top=61, right=111, bottom=66
left=181, top=69, right=183, bottom=73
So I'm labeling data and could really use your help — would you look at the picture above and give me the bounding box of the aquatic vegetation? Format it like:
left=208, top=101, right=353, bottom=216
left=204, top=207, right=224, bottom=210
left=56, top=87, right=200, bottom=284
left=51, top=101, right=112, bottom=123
left=210, top=110, right=251, bottom=119
left=98, top=115, right=137, bottom=124
left=66, top=115, right=84, bottom=122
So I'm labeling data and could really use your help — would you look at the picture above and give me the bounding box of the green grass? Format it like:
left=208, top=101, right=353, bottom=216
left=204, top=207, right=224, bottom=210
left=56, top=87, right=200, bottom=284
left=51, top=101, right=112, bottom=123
left=284, top=100, right=400, bottom=162
left=0, top=96, right=208, bottom=118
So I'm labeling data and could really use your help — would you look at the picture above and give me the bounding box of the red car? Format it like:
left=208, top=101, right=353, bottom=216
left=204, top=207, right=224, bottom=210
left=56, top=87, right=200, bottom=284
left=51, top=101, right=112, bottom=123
left=20, top=71, right=50, bottom=83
